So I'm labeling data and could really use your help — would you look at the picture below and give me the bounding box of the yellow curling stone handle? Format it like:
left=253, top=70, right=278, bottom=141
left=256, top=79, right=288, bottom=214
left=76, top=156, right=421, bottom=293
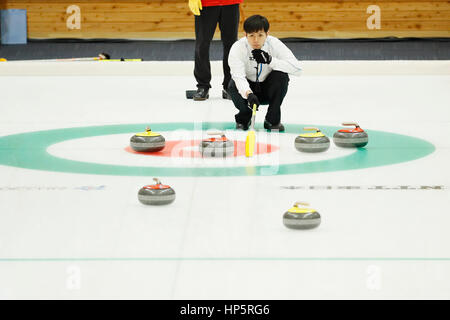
left=136, top=127, right=161, bottom=137
left=299, top=127, right=325, bottom=138
left=288, top=201, right=317, bottom=214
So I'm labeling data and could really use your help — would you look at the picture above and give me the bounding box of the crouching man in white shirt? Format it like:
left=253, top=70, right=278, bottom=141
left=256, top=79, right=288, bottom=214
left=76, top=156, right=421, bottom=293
left=227, top=15, right=302, bottom=131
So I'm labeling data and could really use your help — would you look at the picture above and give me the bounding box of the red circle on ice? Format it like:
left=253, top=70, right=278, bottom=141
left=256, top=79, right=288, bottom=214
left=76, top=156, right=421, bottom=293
left=125, top=140, right=279, bottom=158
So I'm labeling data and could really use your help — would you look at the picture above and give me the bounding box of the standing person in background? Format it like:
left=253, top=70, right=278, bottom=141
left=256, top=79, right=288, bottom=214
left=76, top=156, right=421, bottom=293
left=188, top=0, right=243, bottom=101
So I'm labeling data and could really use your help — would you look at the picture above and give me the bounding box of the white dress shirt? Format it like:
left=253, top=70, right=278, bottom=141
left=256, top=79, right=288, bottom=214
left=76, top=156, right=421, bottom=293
left=228, top=35, right=302, bottom=98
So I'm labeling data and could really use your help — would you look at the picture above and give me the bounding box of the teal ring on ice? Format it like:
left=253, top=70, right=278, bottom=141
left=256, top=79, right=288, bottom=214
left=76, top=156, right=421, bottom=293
left=0, top=122, right=435, bottom=177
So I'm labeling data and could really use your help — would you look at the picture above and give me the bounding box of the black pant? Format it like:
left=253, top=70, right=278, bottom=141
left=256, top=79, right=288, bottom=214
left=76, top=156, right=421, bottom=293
left=194, top=4, right=240, bottom=90
left=228, top=71, right=290, bottom=125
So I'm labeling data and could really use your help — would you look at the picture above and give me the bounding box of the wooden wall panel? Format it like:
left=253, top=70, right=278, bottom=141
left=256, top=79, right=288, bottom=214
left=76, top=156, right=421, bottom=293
left=3, top=0, right=450, bottom=39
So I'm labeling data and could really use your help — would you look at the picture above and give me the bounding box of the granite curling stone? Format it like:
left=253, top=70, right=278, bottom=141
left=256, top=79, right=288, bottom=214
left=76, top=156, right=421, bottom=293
left=294, top=127, right=330, bottom=153
left=130, top=127, right=165, bottom=152
left=333, top=122, right=368, bottom=148
left=138, top=178, right=176, bottom=205
left=199, top=131, right=234, bottom=157
left=283, top=201, right=321, bottom=230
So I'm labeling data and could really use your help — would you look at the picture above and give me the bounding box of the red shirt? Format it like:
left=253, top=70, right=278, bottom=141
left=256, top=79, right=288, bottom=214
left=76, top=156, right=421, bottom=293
left=201, top=0, right=243, bottom=7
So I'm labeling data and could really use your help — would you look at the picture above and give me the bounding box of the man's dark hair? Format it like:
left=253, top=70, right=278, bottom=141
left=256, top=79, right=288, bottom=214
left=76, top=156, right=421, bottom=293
left=243, top=15, right=270, bottom=33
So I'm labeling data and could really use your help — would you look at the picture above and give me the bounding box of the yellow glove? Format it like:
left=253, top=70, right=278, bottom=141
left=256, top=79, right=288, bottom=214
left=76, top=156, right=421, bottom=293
left=188, top=0, right=202, bottom=16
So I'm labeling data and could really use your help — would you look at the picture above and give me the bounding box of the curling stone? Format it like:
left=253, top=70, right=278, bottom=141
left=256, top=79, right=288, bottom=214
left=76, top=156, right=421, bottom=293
left=199, top=131, right=234, bottom=157
left=283, top=201, right=321, bottom=230
left=138, top=178, right=176, bottom=205
left=294, top=127, right=330, bottom=153
left=130, top=127, right=165, bottom=152
left=333, top=122, right=368, bottom=148
left=0, top=58, right=7, bottom=62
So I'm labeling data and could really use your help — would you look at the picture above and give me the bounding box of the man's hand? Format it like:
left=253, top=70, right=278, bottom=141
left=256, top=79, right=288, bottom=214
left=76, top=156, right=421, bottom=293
left=247, top=93, right=260, bottom=110
left=252, top=49, right=272, bottom=64
left=188, top=0, right=202, bottom=16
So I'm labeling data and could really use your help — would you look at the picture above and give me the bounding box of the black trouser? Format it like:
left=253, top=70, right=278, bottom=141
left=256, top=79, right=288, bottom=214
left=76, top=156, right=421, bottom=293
left=194, top=4, right=240, bottom=90
left=228, top=71, right=290, bottom=125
